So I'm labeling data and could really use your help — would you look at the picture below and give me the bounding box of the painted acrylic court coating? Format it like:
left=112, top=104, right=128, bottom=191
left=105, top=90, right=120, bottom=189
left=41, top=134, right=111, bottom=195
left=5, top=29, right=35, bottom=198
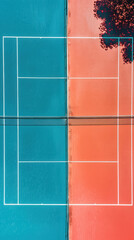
left=0, top=0, right=134, bottom=240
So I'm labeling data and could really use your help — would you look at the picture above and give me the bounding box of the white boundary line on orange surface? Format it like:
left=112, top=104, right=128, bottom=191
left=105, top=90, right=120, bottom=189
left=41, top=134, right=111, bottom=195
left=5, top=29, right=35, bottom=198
left=117, top=38, right=120, bottom=204
left=131, top=38, right=133, bottom=205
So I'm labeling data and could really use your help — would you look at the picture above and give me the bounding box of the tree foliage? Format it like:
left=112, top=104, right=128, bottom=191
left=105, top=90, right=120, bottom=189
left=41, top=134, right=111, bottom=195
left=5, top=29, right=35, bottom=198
left=94, top=0, right=134, bottom=63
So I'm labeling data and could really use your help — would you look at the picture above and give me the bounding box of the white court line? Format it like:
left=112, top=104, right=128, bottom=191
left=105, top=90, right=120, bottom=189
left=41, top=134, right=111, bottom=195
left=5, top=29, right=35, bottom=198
left=18, top=77, right=67, bottom=79
left=19, top=161, right=117, bottom=163
left=117, top=38, right=120, bottom=204
left=4, top=203, right=67, bottom=206
left=69, top=204, right=133, bottom=206
left=2, top=37, right=5, bottom=205
left=66, top=30, right=69, bottom=227
left=131, top=38, right=134, bottom=205
left=16, top=38, right=19, bottom=204
left=67, top=17, right=70, bottom=214
left=69, top=77, right=118, bottom=79
left=3, top=36, right=133, bottom=39
left=3, top=36, right=67, bottom=39
left=4, top=203, right=133, bottom=206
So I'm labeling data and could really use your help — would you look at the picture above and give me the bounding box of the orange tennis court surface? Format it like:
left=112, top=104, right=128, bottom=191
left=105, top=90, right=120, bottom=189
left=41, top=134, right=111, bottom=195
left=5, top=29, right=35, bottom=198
left=68, top=0, right=134, bottom=239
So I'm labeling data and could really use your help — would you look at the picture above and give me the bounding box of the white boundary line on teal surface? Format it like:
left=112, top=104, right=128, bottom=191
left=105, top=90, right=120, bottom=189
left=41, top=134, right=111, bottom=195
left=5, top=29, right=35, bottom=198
left=18, top=77, right=67, bottom=79
left=16, top=37, right=20, bottom=204
left=2, top=37, right=5, bottom=205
